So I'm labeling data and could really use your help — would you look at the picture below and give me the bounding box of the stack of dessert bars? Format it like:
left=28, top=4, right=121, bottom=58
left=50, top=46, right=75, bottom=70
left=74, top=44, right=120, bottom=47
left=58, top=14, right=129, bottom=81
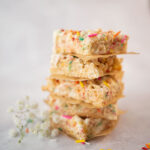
left=43, top=29, right=128, bottom=141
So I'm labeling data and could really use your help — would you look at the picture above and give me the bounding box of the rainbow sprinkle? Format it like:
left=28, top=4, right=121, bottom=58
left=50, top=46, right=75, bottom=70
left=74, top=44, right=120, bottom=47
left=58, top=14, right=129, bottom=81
left=76, top=32, right=80, bottom=36
left=62, top=115, right=72, bottom=119
left=68, top=60, right=73, bottom=71
left=79, top=81, right=84, bottom=88
left=121, top=35, right=127, bottom=43
left=103, top=81, right=110, bottom=88
left=88, top=33, right=97, bottom=37
left=114, top=31, right=121, bottom=38
left=55, top=106, right=59, bottom=110
left=97, top=109, right=101, bottom=112
left=79, top=37, right=84, bottom=41
left=146, top=143, right=150, bottom=148
left=75, top=140, right=85, bottom=143
left=58, top=128, right=63, bottom=131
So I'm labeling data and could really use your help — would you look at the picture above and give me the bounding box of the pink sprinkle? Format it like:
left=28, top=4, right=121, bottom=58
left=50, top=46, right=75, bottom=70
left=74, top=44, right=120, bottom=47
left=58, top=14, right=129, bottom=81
left=62, top=115, right=72, bottom=119
left=81, top=142, right=85, bottom=145
left=55, top=106, right=59, bottom=110
left=88, top=33, right=97, bottom=37
left=121, top=35, right=127, bottom=43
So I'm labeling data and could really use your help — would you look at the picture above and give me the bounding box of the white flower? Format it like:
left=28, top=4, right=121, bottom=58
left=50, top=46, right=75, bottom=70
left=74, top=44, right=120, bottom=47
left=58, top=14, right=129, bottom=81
left=41, top=110, right=50, bottom=119
left=9, top=129, right=18, bottom=137
left=52, top=114, right=60, bottom=123
left=25, top=104, right=30, bottom=109
left=7, top=106, right=14, bottom=113
left=12, top=115, right=21, bottom=126
left=51, top=129, right=59, bottom=137
left=28, top=112, right=35, bottom=119
left=17, top=100, right=25, bottom=106
left=40, top=121, right=50, bottom=130
left=31, top=103, right=38, bottom=109
left=34, top=123, right=41, bottom=130
left=18, top=105, right=24, bottom=110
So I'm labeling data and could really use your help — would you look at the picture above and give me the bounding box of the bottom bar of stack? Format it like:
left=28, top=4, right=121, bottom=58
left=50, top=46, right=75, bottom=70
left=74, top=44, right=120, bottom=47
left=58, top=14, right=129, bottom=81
left=49, top=109, right=118, bottom=140
left=45, top=95, right=120, bottom=141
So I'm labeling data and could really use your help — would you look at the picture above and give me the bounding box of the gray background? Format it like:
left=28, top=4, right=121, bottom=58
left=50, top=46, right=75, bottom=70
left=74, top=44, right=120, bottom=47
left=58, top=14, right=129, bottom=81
left=0, top=0, right=150, bottom=150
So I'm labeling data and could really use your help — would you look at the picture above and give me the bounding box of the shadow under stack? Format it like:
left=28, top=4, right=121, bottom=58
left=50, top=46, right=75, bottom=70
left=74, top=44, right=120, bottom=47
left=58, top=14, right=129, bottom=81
left=43, top=29, right=129, bottom=141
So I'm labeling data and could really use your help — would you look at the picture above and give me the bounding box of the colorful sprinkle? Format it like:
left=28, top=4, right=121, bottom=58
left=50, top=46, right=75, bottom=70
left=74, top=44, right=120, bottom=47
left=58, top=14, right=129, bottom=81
left=62, top=115, right=72, bottom=119
left=55, top=106, right=59, bottom=110
left=25, top=128, right=29, bottom=133
left=146, top=143, right=150, bottom=148
left=103, top=81, right=110, bottom=88
left=104, top=36, right=108, bottom=41
left=76, top=32, right=80, bottom=36
left=73, top=122, right=77, bottom=127
left=97, top=109, right=101, bottom=112
left=110, top=49, right=114, bottom=53
left=96, top=121, right=102, bottom=126
left=75, top=81, right=79, bottom=84
left=79, top=81, right=84, bottom=88
left=58, top=128, right=63, bottom=131
left=102, top=34, right=105, bottom=37
left=121, top=35, right=128, bottom=43
left=79, top=37, right=84, bottom=41
left=114, top=31, right=121, bottom=38
left=88, top=33, right=97, bottom=37
left=68, top=60, right=73, bottom=71
left=75, top=140, right=85, bottom=143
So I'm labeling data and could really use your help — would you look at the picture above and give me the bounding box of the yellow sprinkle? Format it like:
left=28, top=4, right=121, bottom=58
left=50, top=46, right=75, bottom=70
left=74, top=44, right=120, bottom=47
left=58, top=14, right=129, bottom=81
left=110, top=49, right=114, bottom=53
left=61, top=63, right=64, bottom=67
left=103, top=81, right=110, bottom=88
left=79, top=81, right=84, bottom=88
left=105, top=36, right=107, bottom=41
left=76, top=32, right=80, bottom=36
left=75, top=140, right=85, bottom=143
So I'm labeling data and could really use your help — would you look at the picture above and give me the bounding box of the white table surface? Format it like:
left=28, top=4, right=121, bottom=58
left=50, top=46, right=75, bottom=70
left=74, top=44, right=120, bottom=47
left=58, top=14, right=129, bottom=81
left=0, top=0, right=150, bottom=149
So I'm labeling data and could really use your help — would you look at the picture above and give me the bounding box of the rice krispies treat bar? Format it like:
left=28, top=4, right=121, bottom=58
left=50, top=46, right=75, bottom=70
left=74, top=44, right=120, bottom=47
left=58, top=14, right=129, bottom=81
left=53, top=29, right=129, bottom=56
left=50, top=111, right=118, bottom=140
left=43, top=75, right=124, bottom=108
left=50, top=54, right=122, bottom=80
left=45, top=95, right=118, bottom=120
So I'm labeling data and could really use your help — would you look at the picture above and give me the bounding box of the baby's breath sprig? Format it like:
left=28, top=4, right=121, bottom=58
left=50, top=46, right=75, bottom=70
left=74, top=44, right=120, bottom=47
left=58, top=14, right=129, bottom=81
left=7, top=96, right=59, bottom=143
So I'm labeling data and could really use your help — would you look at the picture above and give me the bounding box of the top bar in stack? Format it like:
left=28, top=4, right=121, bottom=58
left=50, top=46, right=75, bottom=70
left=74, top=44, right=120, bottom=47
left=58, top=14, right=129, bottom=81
left=53, top=29, right=129, bottom=56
